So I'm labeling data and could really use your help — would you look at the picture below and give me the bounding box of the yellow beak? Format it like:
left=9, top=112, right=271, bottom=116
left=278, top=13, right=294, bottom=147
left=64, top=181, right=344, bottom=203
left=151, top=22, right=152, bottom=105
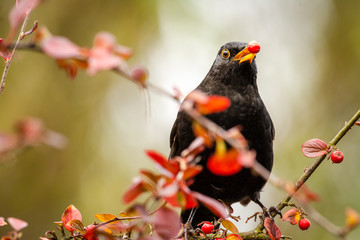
left=233, top=41, right=260, bottom=64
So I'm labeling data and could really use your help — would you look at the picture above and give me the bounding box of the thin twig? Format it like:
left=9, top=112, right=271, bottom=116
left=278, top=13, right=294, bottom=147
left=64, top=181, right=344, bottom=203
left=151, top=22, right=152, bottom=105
left=0, top=11, right=32, bottom=94
left=94, top=201, right=166, bottom=230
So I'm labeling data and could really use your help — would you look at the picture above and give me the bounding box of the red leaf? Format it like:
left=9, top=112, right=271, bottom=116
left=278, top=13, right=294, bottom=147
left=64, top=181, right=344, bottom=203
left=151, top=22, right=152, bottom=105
left=145, top=150, right=179, bottom=176
left=183, top=190, right=199, bottom=209
left=42, top=36, right=82, bottom=59
left=7, top=0, right=41, bottom=42
left=192, top=191, right=228, bottom=219
left=264, top=217, right=281, bottom=240
left=153, top=207, right=181, bottom=240
left=122, top=177, right=146, bottom=204
left=7, top=217, right=28, bottom=232
left=192, top=122, right=213, bottom=147
left=196, top=95, right=231, bottom=115
left=145, top=150, right=168, bottom=166
left=62, top=205, right=82, bottom=233
left=83, top=224, right=97, bottom=240
left=301, top=138, right=328, bottom=158
left=282, top=208, right=301, bottom=225
left=207, top=148, right=242, bottom=176
left=163, top=188, right=198, bottom=209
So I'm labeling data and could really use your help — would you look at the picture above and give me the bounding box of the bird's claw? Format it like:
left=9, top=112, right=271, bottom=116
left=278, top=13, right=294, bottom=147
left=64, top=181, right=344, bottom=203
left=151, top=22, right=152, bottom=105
left=261, top=206, right=282, bottom=220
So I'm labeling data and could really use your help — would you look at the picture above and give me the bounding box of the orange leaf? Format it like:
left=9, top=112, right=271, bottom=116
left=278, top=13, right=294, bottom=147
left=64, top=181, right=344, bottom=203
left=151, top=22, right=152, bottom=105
left=226, top=234, right=243, bottom=240
left=282, top=208, right=301, bottom=225
left=264, top=217, right=281, bottom=240
left=221, top=219, right=239, bottom=234
left=192, top=122, right=213, bottom=147
left=62, top=205, right=82, bottom=233
left=95, top=214, right=117, bottom=223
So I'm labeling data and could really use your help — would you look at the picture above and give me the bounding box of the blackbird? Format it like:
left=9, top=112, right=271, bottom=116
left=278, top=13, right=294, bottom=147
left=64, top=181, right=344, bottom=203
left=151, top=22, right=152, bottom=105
left=169, top=41, right=275, bottom=227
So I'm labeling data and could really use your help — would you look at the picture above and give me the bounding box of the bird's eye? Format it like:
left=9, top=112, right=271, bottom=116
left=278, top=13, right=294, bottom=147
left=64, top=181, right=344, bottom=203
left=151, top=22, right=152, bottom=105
left=221, top=49, right=230, bottom=59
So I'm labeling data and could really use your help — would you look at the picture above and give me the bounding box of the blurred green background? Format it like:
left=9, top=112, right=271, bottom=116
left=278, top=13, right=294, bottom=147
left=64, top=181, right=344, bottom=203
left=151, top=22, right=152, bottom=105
left=0, top=0, right=359, bottom=239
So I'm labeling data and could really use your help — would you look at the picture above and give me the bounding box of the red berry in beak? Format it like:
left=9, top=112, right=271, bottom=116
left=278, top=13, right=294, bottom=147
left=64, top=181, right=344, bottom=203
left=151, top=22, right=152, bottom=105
left=331, top=150, right=344, bottom=164
left=247, top=41, right=260, bottom=53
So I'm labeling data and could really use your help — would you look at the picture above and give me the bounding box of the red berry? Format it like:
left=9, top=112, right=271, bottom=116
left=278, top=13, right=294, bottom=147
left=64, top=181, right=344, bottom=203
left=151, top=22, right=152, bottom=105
left=247, top=41, right=260, bottom=53
left=331, top=150, right=344, bottom=164
left=201, top=222, right=214, bottom=234
left=298, top=218, right=311, bottom=230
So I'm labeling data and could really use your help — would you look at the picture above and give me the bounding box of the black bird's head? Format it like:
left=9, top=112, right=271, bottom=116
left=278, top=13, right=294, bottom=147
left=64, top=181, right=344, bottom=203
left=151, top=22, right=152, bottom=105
left=206, top=41, right=260, bottom=87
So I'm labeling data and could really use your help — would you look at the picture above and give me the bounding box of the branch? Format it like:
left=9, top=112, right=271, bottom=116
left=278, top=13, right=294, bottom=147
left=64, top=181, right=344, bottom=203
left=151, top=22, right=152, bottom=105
left=0, top=11, right=32, bottom=94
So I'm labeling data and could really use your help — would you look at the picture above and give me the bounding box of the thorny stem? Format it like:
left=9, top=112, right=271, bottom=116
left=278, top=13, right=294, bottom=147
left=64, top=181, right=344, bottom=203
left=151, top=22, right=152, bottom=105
left=0, top=11, right=32, bottom=94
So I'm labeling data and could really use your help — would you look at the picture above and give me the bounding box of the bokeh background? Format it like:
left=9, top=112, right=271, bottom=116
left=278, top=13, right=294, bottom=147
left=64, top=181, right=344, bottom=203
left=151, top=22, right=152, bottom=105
left=0, top=0, right=360, bottom=239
